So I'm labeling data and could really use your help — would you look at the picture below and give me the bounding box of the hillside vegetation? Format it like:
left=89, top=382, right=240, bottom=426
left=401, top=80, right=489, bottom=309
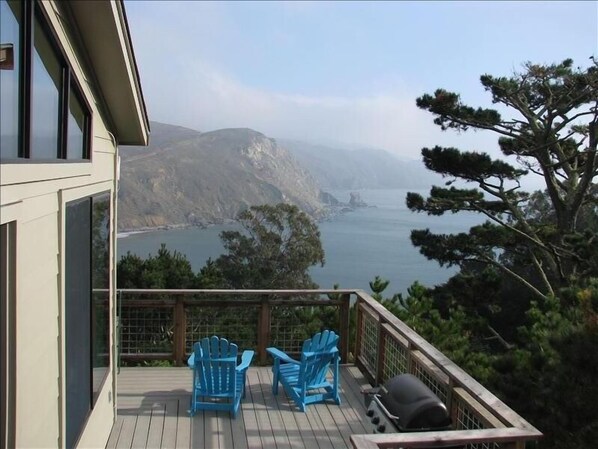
left=119, top=123, right=326, bottom=230
left=119, top=122, right=441, bottom=231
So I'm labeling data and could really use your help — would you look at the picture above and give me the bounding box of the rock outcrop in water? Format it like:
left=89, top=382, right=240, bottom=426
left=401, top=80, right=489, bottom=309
left=349, top=192, right=368, bottom=208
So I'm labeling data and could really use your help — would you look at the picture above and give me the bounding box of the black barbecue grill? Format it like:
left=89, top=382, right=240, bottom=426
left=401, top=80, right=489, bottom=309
left=362, top=373, right=452, bottom=434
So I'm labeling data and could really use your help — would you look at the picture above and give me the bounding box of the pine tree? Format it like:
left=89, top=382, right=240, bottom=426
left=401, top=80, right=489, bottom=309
left=408, top=59, right=598, bottom=300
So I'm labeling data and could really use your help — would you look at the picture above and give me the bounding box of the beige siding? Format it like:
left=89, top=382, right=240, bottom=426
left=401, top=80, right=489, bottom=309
left=2, top=169, right=117, bottom=448
left=0, top=0, right=148, bottom=447
left=14, top=209, right=61, bottom=447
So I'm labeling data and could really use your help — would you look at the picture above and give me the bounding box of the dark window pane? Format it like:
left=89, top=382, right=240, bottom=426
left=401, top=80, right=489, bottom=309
left=1, top=222, right=17, bottom=448
left=31, top=13, right=62, bottom=159
left=67, top=86, right=86, bottom=159
left=0, top=0, right=21, bottom=158
left=91, top=194, right=110, bottom=403
left=65, top=198, right=91, bottom=449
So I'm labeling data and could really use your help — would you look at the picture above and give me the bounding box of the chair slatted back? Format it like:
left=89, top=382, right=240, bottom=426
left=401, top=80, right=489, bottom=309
left=299, top=330, right=339, bottom=388
left=194, top=336, right=238, bottom=397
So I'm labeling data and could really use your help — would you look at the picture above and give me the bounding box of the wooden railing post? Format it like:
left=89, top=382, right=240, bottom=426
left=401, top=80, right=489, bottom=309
left=446, top=377, right=455, bottom=415
left=406, top=341, right=414, bottom=375
left=339, top=293, right=351, bottom=363
left=173, top=297, right=186, bottom=366
left=258, top=296, right=271, bottom=365
left=354, top=296, right=363, bottom=364
left=376, top=318, right=387, bottom=385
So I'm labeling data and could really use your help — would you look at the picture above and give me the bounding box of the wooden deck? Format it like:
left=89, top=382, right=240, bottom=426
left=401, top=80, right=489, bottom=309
left=107, top=365, right=373, bottom=449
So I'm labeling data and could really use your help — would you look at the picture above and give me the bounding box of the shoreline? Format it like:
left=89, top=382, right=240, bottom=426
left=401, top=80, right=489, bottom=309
left=117, top=221, right=235, bottom=239
left=116, top=203, right=367, bottom=238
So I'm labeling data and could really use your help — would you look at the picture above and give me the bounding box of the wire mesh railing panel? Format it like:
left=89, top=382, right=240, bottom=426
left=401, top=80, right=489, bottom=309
left=185, top=304, right=259, bottom=353
left=359, top=307, right=379, bottom=377
left=453, top=388, right=503, bottom=449
left=270, top=304, right=340, bottom=354
left=411, top=356, right=449, bottom=406
left=120, top=305, right=173, bottom=354
left=382, top=334, right=409, bottom=382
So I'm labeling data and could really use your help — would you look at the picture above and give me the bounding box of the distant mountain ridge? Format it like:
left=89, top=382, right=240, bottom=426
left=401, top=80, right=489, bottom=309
left=118, top=122, right=326, bottom=231
left=278, top=139, right=439, bottom=190
left=118, top=122, right=439, bottom=231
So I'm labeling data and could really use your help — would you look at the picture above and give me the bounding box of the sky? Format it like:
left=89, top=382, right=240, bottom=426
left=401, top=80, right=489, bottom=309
left=125, top=1, right=598, bottom=161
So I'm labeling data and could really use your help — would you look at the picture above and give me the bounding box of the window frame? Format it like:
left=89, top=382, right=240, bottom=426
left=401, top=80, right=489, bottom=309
left=2, top=0, right=92, bottom=163
left=64, top=190, right=112, bottom=447
left=1, top=222, right=17, bottom=449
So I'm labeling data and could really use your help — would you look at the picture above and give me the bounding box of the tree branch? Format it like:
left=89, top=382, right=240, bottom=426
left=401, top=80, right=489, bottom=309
left=479, top=254, right=548, bottom=301
left=486, top=325, right=515, bottom=350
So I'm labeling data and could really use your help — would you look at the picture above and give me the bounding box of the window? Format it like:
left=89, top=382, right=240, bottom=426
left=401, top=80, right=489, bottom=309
left=0, top=0, right=91, bottom=162
left=65, top=193, right=110, bottom=448
left=0, top=1, right=21, bottom=158
left=1, top=222, right=16, bottom=449
left=67, top=85, right=87, bottom=160
left=31, top=10, right=62, bottom=159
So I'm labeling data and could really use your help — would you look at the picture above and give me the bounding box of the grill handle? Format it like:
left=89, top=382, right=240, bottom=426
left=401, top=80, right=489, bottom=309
left=372, top=395, right=401, bottom=422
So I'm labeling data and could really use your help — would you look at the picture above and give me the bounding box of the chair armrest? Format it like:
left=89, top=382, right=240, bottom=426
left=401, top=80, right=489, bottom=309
left=236, top=350, right=255, bottom=371
left=266, top=347, right=300, bottom=364
left=187, top=353, right=195, bottom=368
left=303, top=348, right=339, bottom=358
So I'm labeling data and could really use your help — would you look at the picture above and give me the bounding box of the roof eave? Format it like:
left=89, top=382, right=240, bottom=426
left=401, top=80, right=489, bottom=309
left=68, top=0, right=150, bottom=146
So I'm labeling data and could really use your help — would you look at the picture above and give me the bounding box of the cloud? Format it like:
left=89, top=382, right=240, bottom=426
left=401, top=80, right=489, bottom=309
left=140, top=53, right=456, bottom=159
left=128, top=2, right=504, bottom=161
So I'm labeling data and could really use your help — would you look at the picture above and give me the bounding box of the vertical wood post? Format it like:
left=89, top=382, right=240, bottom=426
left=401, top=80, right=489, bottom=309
left=376, top=319, right=387, bottom=386
left=448, top=378, right=457, bottom=425
left=406, top=341, right=414, bottom=375
left=354, top=298, right=363, bottom=366
left=173, top=298, right=186, bottom=366
left=258, top=297, right=271, bottom=365
left=339, top=293, right=351, bottom=363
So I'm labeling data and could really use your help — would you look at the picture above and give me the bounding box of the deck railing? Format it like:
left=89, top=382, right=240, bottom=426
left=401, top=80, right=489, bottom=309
left=117, top=289, right=351, bottom=366
left=352, top=291, right=542, bottom=449
left=115, top=288, right=541, bottom=449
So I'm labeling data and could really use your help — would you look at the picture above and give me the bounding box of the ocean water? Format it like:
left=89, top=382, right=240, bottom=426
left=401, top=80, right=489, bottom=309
left=117, top=189, right=483, bottom=296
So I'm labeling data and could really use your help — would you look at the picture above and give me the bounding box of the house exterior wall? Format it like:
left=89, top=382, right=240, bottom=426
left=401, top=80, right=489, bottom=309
left=0, top=1, right=147, bottom=447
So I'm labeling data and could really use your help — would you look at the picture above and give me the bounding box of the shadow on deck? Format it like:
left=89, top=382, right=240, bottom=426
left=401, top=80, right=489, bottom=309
left=107, top=365, right=372, bottom=449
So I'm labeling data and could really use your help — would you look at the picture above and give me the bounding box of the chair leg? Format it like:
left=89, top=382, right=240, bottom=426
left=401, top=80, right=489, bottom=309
left=272, top=360, right=280, bottom=395
left=333, top=356, right=340, bottom=404
left=298, top=400, right=305, bottom=412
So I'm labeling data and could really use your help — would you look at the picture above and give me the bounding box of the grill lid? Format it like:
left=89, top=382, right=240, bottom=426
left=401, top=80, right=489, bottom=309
left=378, top=373, right=451, bottom=431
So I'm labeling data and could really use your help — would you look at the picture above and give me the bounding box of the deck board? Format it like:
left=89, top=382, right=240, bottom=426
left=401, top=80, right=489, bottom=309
left=116, top=414, right=138, bottom=449
left=147, top=402, right=166, bottom=448
left=107, top=365, right=372, bottom=449
left=176, top=398, right=191, bottom=449
left=106, top=415, right=124, bottom=448
left=263, top=368, right=310, bottom=449
left=161, top=400, right=178, bottom=449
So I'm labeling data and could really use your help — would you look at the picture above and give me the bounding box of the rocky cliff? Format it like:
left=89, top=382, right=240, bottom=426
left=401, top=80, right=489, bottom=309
left=278, top=139, right=441, bottom=190
left=118, top=122, right=327, bottom=231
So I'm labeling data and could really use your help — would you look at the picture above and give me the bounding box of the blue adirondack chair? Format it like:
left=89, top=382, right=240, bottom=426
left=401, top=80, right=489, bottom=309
left=267, top=330, right=341, bottom=412
left=188, top=336, right=254, bottom=418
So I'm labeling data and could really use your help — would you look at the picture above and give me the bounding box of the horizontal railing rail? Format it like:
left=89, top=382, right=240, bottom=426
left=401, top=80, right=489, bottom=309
left=350, top=428, right=539, bottom=449
left=113, top=288, right=541, bottom=449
